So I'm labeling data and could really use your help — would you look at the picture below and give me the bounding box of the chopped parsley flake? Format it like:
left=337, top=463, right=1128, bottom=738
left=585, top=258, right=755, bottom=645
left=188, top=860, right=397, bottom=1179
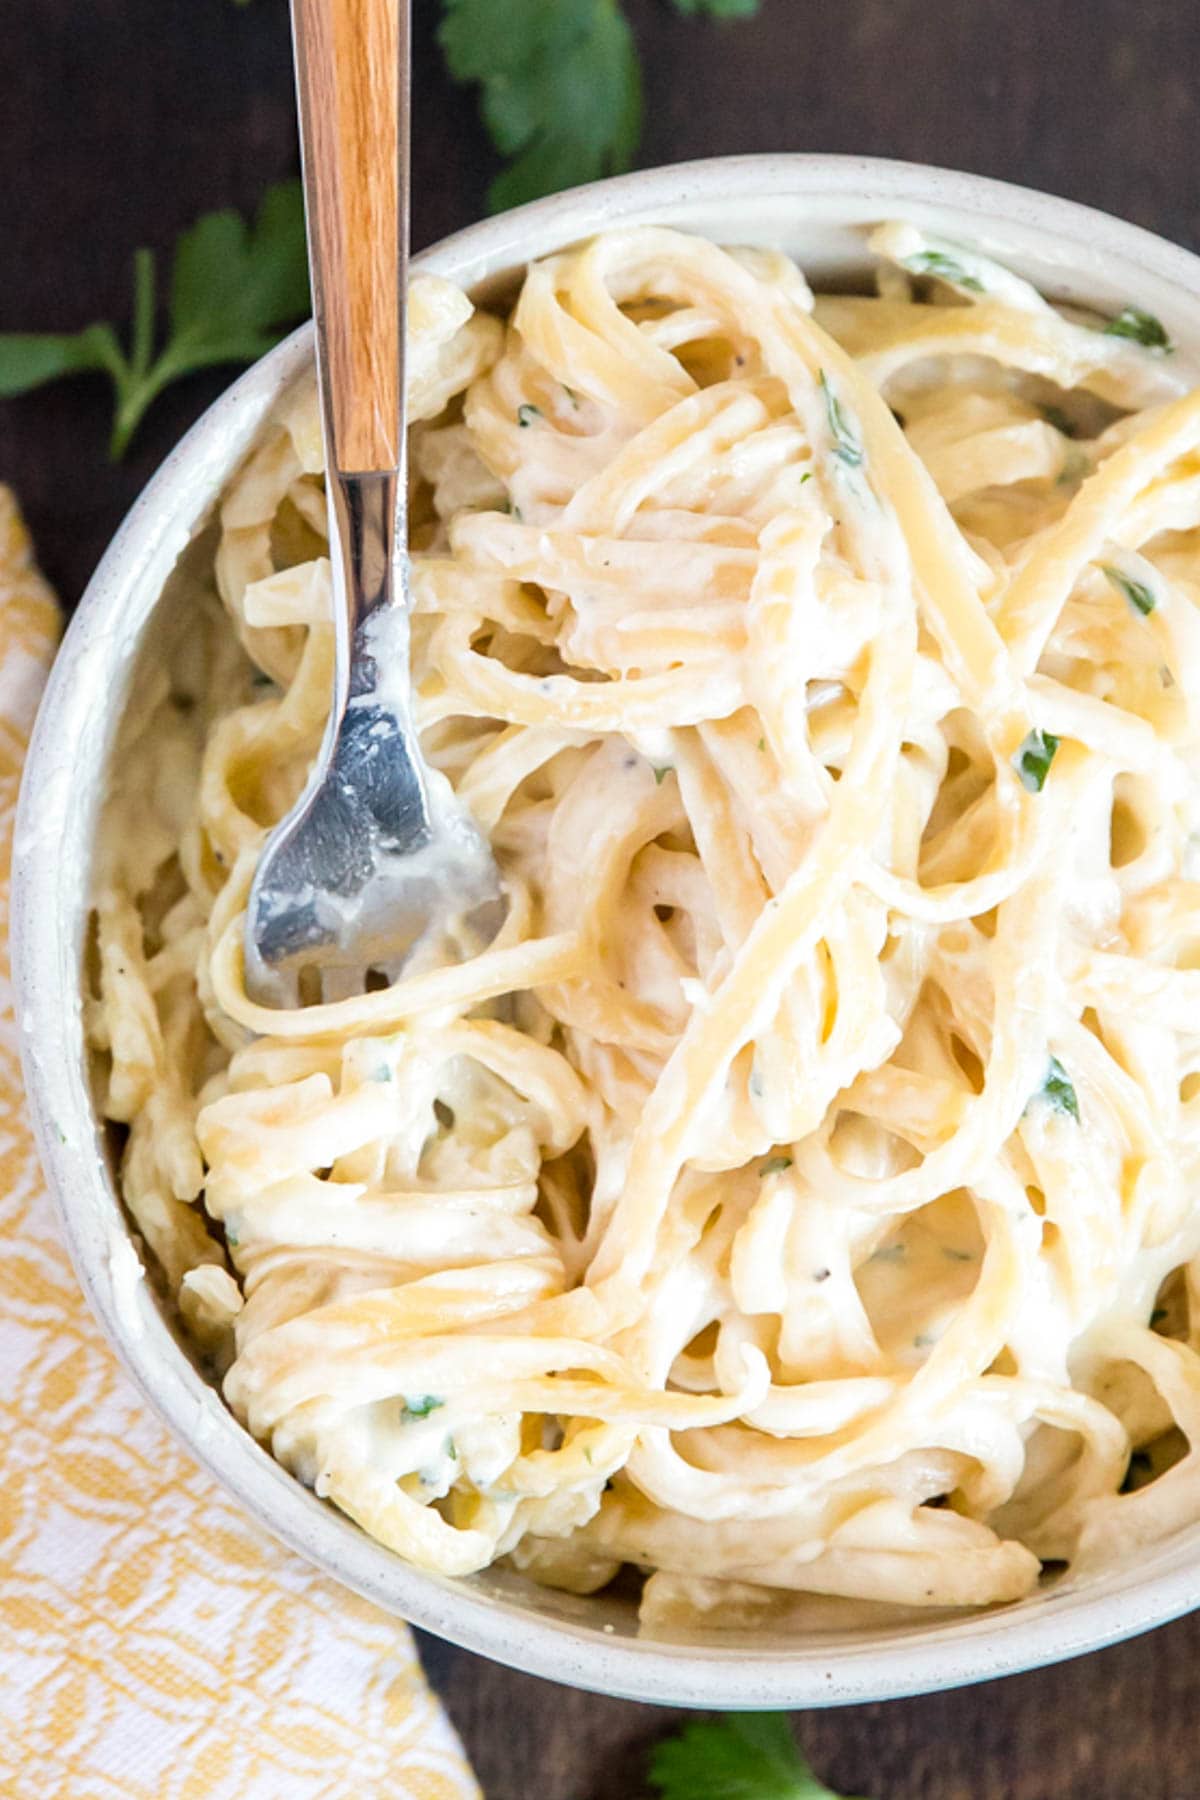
left=402, top=1395, right=444, bottom=1421
left=517, top=403, right=543, bottom=427
left=818, top=369, right=864, bottom=468
left=903, top=249, right=984, bottom=292
left=1104, top=306, right=1172, bottom=351
left=759, top=1155, right=793, bottom=1177
left=652, top=765, right=672, bottom=785
left=1037, top=1056, right=1080, bottom=1121
left=1013, top=728, right=1059, bottom=793
left=1101, top=562, right=1157, bottom=616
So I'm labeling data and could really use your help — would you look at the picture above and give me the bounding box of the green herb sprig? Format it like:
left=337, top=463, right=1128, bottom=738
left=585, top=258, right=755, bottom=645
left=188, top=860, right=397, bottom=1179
left=0, top=180, right=309, bottom=458
left=438, top=0, right=759, bottom=211
left=438, top=0, right=641, bottom=215
left=649, top=1713, right=868, bottom=1800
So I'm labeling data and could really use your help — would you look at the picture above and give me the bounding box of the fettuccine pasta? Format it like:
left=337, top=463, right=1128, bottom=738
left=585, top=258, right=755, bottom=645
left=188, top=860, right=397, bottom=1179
left=91, top=223, right=1200, bottom=1633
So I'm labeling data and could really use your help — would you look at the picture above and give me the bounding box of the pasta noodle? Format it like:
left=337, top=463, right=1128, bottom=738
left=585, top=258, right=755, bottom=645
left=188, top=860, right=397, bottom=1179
left=90, top=224, right=1200, bottom=1633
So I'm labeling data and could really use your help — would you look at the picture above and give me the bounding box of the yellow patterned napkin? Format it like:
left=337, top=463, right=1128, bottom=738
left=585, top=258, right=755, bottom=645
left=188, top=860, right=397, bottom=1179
left=0, top=489, right=482, bottom=1800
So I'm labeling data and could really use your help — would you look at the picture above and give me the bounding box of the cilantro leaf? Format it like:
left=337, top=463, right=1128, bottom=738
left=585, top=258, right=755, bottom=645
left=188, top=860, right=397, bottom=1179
left=439, top=0, right=758, bottom=210
left=0, top=323, right=126, bottom=396
left=649, top=1714, right=866, bottom=1800
left=167, top=181, right=310, bottom=373
left=439, top=0, right=642, bottom=212
left=0, top=180, right=308, bottom=458
left=1104, top=306, right=1172, bottom=351
left=669, top=0, right=761, bottom=15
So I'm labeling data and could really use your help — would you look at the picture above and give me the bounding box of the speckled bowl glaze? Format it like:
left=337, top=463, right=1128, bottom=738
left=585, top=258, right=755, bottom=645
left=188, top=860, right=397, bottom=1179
left=17, top=155, right=1200, bottom=1707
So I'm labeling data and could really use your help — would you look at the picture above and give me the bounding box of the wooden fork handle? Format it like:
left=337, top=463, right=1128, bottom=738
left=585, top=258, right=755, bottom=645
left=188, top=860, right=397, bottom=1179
left=291, top=0, right=409, bottom=476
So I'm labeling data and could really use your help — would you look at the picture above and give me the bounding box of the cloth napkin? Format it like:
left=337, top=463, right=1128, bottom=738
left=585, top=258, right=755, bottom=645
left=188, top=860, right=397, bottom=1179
left=0, top=488, right=482, bottom=1800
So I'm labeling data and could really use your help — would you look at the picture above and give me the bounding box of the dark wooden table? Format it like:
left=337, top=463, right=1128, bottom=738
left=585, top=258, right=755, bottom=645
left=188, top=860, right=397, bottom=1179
left=7, top=2, right=1200, bottom=1794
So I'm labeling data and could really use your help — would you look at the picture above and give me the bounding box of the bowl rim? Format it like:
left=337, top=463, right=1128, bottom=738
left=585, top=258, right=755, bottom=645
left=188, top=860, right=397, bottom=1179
left=17, top=150, right=1200, bottom=1709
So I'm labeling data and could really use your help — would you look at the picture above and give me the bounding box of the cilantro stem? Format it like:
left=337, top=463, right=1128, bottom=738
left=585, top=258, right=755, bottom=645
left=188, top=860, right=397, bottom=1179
left=108, top=348, right=192, bottom=460
left=2, top=179, right=309, bottom=461
left=130, top=248, right=157, bottom=385
left=105, top=247, right=162, bottom=458
left=110, top=376, right=152, bottom=460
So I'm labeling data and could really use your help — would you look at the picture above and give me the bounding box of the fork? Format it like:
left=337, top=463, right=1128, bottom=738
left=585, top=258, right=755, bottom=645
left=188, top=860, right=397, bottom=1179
left=244, top=0, right=501, bottom=1005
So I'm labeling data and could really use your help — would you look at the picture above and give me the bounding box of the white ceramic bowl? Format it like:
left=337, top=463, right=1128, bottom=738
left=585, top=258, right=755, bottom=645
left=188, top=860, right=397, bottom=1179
left=17, top=154, right=1200, bottom=1708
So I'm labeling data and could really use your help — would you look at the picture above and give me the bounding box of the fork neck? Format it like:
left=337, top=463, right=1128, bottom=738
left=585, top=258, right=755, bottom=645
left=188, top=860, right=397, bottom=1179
left=327, top=468, right=407, bottom=707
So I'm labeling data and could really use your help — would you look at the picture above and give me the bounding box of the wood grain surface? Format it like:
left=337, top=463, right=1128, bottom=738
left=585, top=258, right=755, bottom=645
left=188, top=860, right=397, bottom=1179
left=7, top=2, right=1200, bottom=1795
left=293, top=0, right=402, bottom=471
